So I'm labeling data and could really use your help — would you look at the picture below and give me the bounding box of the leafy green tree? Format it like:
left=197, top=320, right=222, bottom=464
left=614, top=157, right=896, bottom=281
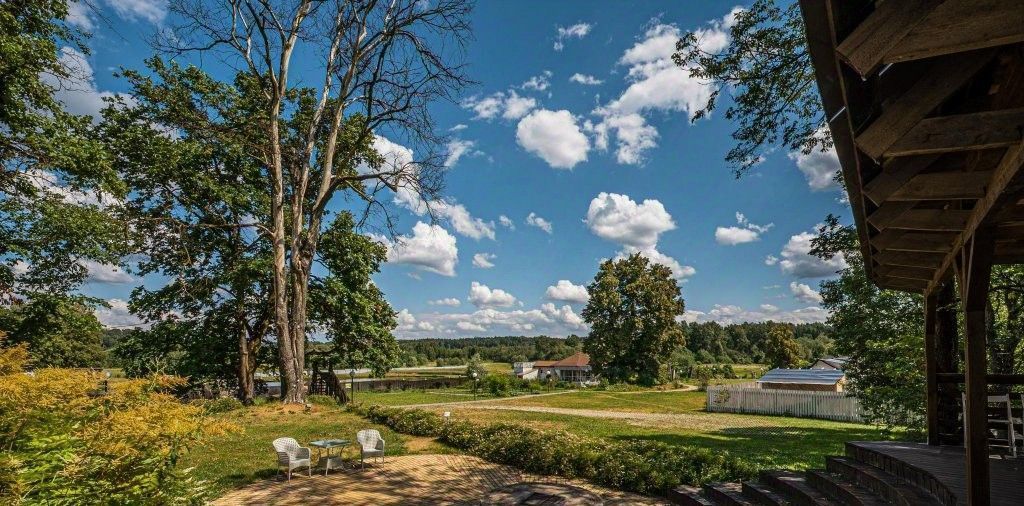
left=673, top=0, right=828, bottom=176
left=763, top=323, right=801, bottom=368
left=155, top=0, right=473, bottom=403
left=812, top=217, right=925, bottom=431
left=309, top=212, right=400, bottom=377
left=0, top=295, right=106, bottom=368
left=1, top=0, right=125, bottom=301
left=582, top=254, right=686, bottom=385
left=98, top=65, right=274, bottom=402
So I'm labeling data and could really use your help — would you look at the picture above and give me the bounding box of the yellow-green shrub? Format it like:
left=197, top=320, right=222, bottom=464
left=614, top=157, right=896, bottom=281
left=0, top=349, right=229, bottom=505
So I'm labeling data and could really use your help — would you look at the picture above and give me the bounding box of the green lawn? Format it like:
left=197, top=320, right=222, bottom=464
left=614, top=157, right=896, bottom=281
left=499, top=389, right=705, bottom=413
left=355, top=388, right=493, bottom=406
left=181, top=403, right=427, bottom=498
left=425, top=390, right=899, bottom=470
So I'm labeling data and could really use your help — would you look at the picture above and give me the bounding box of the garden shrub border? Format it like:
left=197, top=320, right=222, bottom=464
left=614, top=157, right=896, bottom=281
left=349, top=403, right=757, bottom=497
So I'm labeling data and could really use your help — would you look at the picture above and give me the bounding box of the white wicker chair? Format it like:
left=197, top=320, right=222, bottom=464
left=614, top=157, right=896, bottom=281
left=356, top=429, right=385, bottom=468
left=272, top=437, right=312, bottom=480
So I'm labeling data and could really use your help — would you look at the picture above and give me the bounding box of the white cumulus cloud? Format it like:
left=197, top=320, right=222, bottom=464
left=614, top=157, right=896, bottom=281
left=789, top=145, right=841, bottom=191
left=376, top=222, right=459, bottom=277
left=545, top=280, right=590, bottom=304
left=570, top=73, right=603, bottom=85
left=526, top=212, right=553, bottom=234
left=774, top=230, right=848, bottom=278
left=790, top=282, right=823, bottom=304
left=715, top=211, right=773, bottom=245
left=428, top=298, right=462, bottom=307
left=554, top=22, right=593, bottom=51
left=472, top=252, right=496, bottom=269
left=585, top=192, right=674, bottom=249
left=468, top=282, right=518, bottom=308
left=516, top=109, right=590, bottom=169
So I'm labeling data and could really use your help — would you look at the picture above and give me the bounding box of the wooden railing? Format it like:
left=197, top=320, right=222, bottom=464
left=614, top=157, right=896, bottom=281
left=309, top=364, right=349, bottom=404
left=706, top=386, right=864, bottom=423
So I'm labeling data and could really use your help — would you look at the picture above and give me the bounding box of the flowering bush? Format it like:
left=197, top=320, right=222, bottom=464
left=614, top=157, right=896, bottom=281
left=0, top=348, right=229, bottom=504
left=352, top=404, right=756, bottom=496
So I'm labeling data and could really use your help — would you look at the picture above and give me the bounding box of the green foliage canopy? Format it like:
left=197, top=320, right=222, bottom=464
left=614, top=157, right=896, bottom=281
left=582, top=254, right=686, bottom=385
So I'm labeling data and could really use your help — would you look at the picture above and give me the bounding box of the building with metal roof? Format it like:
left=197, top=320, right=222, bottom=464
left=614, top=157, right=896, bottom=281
left=757, top=368, right=846, bottom=392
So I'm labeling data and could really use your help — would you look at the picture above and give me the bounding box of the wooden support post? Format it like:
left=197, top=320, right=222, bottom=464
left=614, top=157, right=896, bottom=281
left=924, top=290, right=940, bottom=446
left=960, top=228, right=995, bottom=506
left=935, top=281, right=960, bottom=443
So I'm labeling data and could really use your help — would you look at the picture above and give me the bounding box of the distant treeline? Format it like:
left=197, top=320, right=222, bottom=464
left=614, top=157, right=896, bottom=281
left=396, top=335, right=584, bottom=366
left=682, top=321, right=832, bottom=365
left=397, top=321, right=832, bottom=367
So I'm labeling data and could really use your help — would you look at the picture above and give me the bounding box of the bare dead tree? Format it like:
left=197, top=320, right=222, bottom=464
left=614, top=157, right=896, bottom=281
left=160, top=0, right=472, bottom=403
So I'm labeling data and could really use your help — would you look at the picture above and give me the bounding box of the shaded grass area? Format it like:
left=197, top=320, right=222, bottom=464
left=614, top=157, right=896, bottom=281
left=181, top=403, right=423, bottom=498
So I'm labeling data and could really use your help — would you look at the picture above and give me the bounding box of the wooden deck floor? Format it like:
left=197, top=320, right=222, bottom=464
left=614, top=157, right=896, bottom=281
left=212, top=454, right=668, bottom=505
left=852, top=441, right=1024, bottom=506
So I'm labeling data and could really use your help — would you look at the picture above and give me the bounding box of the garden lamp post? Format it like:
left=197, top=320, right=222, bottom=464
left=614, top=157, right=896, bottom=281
left=472, top=371, right=478, bottom=400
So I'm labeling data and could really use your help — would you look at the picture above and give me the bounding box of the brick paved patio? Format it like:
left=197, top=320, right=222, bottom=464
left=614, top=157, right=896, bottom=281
left=212, top=454, right=668, bottom=505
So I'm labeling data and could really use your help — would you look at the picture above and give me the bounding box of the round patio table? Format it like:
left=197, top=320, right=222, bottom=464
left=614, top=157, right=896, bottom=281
left=309, top=439, right=351, bottom=475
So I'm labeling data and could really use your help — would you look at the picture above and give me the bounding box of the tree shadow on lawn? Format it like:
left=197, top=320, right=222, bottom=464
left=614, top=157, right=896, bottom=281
left=609, top=424, right=900, bottom=470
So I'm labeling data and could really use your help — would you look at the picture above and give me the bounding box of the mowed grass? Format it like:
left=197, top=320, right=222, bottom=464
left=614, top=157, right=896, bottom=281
left=181, top=403, right=427, bottom=498
left=499, top=389, right=705, bottom=414
left=429, top=390, right=897, bottom=470
left=355, top=388, right=488, bottom=406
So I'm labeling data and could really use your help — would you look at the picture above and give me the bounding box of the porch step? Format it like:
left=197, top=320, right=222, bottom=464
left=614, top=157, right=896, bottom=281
left=758, top=471, right=839, bottom=506
left=667, top=485, right=714, bottom=506
left=703, top=482, right=756, bottom=506
left=805, top=470, right=888, bottom=506
left=844, top=442, right=957, bottom=505
left=740, top=481, right=790, bottom=505
left=826, top=456, right=942, bottom=506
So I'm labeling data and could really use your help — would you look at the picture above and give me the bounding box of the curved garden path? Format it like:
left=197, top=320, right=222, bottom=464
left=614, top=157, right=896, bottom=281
left=212, top=454, right=668, bottom=505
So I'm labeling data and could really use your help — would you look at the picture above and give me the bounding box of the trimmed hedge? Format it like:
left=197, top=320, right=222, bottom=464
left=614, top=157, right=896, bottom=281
left=350, top=404, right=757, bottom=496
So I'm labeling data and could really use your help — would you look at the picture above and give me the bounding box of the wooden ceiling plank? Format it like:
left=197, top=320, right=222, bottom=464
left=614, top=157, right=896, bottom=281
left=855, top=50, right=996, bottom=161
left=927, top=141, right=1024, bottom=294
left=862, top=155, right=941, bottom=205
left=887, top=209, right=972, bottom=232
left=885, top=108, right=1024, bottom=158
left=887, top=171, right=993, bottom=201
left=835, top=0, right=941, bottom=78
left=879, top=276, right=930, bottom=291
left=884, top=0, right=1024, bottom=66
left=878, top=231, right=958, bottom=253
left=876, top=250, right=946, bottom=268
left=875, top=264, right=937, bottom=281
left=867, top=202, right=917, bottom=230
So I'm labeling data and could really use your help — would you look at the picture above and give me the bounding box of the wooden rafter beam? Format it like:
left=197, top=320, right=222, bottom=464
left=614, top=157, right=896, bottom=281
left=927, top=141, right=1024, bottom=294
left=872, top=230, right=957, bottom=252
left=834, top=0, right=941, bottom=77
left=862, top=155, right=940, bottom=205
left=887, top=171, right=993, bottom=201
left=866, top=202, right=917, bottom=230
left=855, top=50, right=996, bottom=161
left=884, top=0, right=1024, bottom=68
left=879, top=276, right=930, bottom=291
left=887, top=209, right=972, bottom=232
left=874, top=264, right=937, bottom=281
left=886, top=108, right=1024, bottom=158
left=876, top=250, right=946, bottom=268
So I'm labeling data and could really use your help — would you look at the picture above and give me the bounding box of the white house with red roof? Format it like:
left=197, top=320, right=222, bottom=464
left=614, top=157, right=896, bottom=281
left=514, top=352, right=594, bottom=384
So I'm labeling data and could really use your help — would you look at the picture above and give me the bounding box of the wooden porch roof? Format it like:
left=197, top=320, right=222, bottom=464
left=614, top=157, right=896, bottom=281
left=800, top=0, right=1024, bottom=294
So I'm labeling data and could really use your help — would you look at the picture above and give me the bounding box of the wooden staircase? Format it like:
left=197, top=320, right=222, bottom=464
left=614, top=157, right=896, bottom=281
left=669, top=442, right=952, bottom=506
left=309, top=362, right=349, bottom=404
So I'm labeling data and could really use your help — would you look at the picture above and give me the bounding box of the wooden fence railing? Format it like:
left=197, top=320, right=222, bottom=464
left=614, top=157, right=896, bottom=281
left=706, top=386, right=864, bottom=423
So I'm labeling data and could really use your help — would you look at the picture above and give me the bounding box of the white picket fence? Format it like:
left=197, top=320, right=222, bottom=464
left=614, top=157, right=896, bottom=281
left=706, top=386, right=864, bottom=423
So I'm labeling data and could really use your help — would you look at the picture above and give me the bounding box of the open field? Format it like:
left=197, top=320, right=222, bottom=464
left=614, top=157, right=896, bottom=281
left=415, top=389, right=897, bottom=470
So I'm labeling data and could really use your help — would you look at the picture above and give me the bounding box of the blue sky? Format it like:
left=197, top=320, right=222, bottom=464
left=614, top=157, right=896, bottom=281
left=62, top=1, right=849, bottom=337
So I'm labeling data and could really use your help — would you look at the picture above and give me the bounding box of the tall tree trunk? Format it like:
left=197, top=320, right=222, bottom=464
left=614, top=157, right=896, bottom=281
left=238, top=324, right=255, bottom=404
